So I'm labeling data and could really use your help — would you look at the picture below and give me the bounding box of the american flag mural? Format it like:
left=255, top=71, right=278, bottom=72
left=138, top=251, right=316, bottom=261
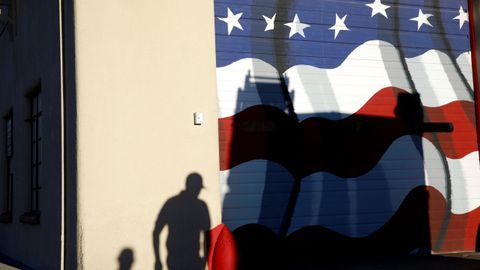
left=214, top=0, right=480, bottom=254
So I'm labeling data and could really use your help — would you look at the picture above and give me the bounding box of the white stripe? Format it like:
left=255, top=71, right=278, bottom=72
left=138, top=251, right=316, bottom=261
left=406, top=50, right=473, bottom=106
left=216, top=41, right=473, bottom=120
left=456, top=51, right=474, bottom=89
left=221, top=160, right=293, bottom=234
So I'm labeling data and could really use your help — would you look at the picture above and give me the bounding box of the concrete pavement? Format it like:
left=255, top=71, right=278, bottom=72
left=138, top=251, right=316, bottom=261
left=0, top=253, right=479, bottom=269
left=285, top=253, right=480, bottom=270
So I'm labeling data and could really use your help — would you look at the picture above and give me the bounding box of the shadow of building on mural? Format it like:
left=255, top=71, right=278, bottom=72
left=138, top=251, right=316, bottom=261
left=118, top=248, right=134, bottom=270
left=153, top=173, right=211, bottom=270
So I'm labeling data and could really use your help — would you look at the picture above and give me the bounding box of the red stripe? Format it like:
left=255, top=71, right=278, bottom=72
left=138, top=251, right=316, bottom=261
left=424, top=186, right=480, bottom=253
left=424, top=101, right=477, bottom=158
left=218, top=88, right=478, bottom=176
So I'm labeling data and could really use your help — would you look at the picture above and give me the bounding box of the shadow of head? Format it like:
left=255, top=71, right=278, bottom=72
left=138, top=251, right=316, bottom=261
left=395, top=92, right=423, bottom=132
left=186, top=172, right=204, bottom=197
left=118, top=248, right=134, bottom=270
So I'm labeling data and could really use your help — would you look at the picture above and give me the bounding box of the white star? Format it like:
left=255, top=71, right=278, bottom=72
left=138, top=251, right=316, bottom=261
left=284, top=14, right=311, bottom=38
left=366, top=0, right=390, bottom=18
left=218, top=8, right=244, bottom=35
left=263, top=13, right=276, bottom=32
left=410, top=9, right=433, bottom=30
left=329, top=14, right=350, bottom=40
left=453, top=6, right=469, bottom=29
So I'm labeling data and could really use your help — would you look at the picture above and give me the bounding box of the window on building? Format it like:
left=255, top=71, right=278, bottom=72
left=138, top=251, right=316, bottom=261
left=20, top=91, right=41, bottom=224
left=0, top=111, right=13, bottom=223
left=0, top=0, right=17, bottom=41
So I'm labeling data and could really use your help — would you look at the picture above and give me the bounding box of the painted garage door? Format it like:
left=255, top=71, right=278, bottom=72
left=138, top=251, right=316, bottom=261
left=214, top=0, right=480, bottom=254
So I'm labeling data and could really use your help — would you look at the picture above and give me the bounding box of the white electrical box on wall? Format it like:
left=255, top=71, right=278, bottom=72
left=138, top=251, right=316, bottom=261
left=194, top=112, right=204, bottom=125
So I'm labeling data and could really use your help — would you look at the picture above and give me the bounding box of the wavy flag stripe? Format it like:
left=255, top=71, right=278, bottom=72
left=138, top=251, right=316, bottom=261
left=220, top=160, right=295, bottom=233
left=219, top=92, right=477, bottom=177
left=215, top=0, right=470, bottom=70
left=217, top=42, right=473, bottom=119
left=457, top=51, right=474, bottom=81
left=221, top=136, right=480, bottom=237
left=282, top=186, right=480, bottom=255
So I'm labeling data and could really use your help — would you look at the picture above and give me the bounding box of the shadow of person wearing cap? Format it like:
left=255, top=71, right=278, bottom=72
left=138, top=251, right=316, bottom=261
left=153, top=173, right=211, bottom=270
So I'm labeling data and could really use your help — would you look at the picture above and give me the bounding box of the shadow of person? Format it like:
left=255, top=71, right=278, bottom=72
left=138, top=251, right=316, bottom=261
left=118, top=248, right=134, bottom=270
left=153, top=173, right=211, bottom=270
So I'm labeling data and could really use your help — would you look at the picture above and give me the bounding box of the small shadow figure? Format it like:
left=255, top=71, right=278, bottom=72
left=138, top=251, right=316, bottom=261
left=153, top=173, right=211, bottom=270
left=118, top=248, right=134, bottom=270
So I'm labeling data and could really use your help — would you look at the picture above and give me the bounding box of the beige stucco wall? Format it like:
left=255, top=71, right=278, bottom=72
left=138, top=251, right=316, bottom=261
left=74, top=0, right=221, bottom=269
